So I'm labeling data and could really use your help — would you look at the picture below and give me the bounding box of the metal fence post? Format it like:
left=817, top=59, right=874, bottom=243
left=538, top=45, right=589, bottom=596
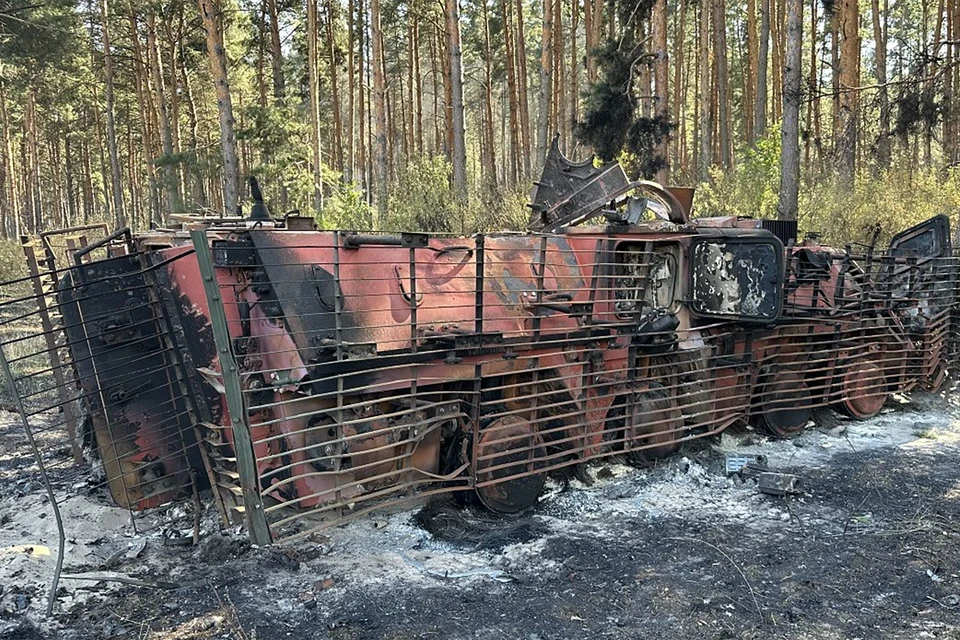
left=0, top=346, right=66, bottom=615
left=189, top=230, right=272, bottom=545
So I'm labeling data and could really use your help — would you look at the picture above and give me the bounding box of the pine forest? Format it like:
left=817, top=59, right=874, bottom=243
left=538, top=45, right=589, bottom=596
left=2, top=0, right=960, bottom=246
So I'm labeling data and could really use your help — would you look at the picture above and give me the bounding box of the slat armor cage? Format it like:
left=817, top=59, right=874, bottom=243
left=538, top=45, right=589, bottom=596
left=3, top=208, right=958, bottom=545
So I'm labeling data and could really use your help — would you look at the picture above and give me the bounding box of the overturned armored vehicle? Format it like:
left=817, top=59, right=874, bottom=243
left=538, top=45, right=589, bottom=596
left=23, top=145, right=958, bottom=542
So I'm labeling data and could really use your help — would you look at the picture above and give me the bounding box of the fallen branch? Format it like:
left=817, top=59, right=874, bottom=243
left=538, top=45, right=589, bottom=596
left=59, top=572, right=209, bottom=590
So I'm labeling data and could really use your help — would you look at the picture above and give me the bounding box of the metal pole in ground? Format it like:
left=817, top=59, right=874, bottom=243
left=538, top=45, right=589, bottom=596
left=188, top=230, right=272, bottom=546
left=0, top=345, right=66, bottom=616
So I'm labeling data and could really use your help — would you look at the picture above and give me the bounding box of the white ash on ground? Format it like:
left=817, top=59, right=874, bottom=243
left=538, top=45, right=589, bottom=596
left=1, top=390, right=959, bottom=638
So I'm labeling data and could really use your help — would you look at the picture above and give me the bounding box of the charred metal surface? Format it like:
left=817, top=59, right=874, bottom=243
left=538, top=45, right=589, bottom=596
left=3, top=177, right=958, bottom=545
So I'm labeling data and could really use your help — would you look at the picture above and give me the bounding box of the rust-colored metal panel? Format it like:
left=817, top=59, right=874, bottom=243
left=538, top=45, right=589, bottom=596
left=6, top=174, right=957, bottom=543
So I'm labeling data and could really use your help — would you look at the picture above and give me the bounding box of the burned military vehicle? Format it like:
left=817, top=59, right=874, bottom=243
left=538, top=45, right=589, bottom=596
left=6, top=142, right=957, bottom=543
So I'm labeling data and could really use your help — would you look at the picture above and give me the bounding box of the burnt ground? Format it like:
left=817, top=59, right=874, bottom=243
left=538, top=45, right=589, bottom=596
left=2, top=392, right=960, bottom=640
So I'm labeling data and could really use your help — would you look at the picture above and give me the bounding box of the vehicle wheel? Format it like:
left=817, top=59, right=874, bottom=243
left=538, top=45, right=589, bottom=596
left=756, top=369, right=813, bottom=438
left=833, top=355, right=888, bottom=420
left=473, top=410, right=546, bottom=514
left=604, top=385, right=682, bottom=465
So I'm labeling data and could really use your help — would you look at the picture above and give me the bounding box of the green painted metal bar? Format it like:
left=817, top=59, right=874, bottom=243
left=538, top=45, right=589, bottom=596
left=189, top=229, right=272, bottom=546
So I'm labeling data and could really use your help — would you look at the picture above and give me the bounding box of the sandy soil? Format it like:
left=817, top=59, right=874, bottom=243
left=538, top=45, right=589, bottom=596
left=1, top=389, right=959, bottom=640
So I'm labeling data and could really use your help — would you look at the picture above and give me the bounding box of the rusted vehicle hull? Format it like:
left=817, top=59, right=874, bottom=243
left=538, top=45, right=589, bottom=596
left=12, top=206, right=946, bottom=544
left=5, top=153, right=956, bottom=543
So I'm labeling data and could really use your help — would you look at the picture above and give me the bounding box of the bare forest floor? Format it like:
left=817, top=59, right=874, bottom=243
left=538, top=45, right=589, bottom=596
left=1, top=388, right=960, bottom=640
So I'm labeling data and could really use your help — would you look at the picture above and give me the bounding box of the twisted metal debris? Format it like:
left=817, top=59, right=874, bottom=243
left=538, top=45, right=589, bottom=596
left=2, top=146, right=958, bottom=579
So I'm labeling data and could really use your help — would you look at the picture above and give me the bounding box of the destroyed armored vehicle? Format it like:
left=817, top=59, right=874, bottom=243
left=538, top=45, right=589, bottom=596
left=9, top=142, right=957, bottom=542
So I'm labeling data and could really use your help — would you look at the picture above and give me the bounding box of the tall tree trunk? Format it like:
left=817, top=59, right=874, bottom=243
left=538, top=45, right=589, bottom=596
left=440, top=16, right=454, bottom=158
left=445, top=0, right=467, bottom=204
left=755, top=0, right=769, bottom=140
left=699, top=0, right=713, bottom=179
left=307, top=0, right=324, bottom=212
left=569, top=0, right=578, bottom=152
left=327, top=0, right=344, bottom=171
left=66, top=127, right=77, bottom=227
left=836, top=0, right=860, bottom=183
left=672, top=1, right=687, bottom=175
left=943, top=0, right=955, bottom=162
left=503, top=0, right=521, bottom=184
left=347, top=0, right=356, bottom=182
left=147, top=10, right=182, bottom=215
left=199, top=0, right=241, bottom=214
left=371, top=0, right=388, bottom=224
left=128, top=10, right=159, bottom=222
left=745, top=0, right=757, bottom=145
left=804, top=0, right=816, bottom=170
left=652, top=0, right=669, bottom=182
left=0, top=69, right=19, bottom=238
left=91, top=91, right=111, bottom=221
left=180, top=32, right=205, bottom=208
left=537, top=0, right=553, bottom=167
left=585, top=0, right=603, bottom=82
left=430, top=25, right=441, bottom=155
left=405, top=11, right=416, bottom=160
left=482, top=0, right=498, bottom=186
left=24, top=90, right=42, bottom=233
left=770, top=0, right=783, bottom=120
left=166, top=9, right=186, bottom=205
left=99, top=0, right=126, bottom=226
left=871, top=0, right=890, bottom=168
left=515, top=0, right=531, bottom=177
left=713, top=0, right=731, bottom=168
left=552, top=0, right=563, bottom=147
left=267, top=0, right=285, bottom=100
left=777, top=0, right=801, bottom=220
left=414, top=14, right=423, bottom=154
left=256, top=2, right=268, bottom=107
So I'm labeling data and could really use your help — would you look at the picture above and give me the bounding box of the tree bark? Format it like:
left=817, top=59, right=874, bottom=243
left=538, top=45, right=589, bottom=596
left=326, top=0, right=344, bottom=171
left=515, top=0, right=531, bottom=177
left=482, top=0, right=498, bottom=186
left=745, top=0, right=757, bottom=145
left=755, top=0, right=769, bottom=140
left=502, top=0, right=521, bottom=184
left=267, top=0, right=285, bottom=100
left=672, top=1, right=687, bottom=174
left=836, top=0, right=860, bottom=183
left=371, top=0, right=389, bottom=223
left=537, top=0, right=553, bottom=167
left=0, top=68, right=19, bottom=238
left=147, top=10, right=182, bottom=214
left=871, top=0, right=890, bottom=168
left=698, top=0, right=713, bottom=180
left=307, top=0, right=324, bottom=212
left=777, top=0, right=801, bottom=220
left=198, top=0, right=241, bottom=214
left=713, top=0, right=731, bottom=168
left=99, top=0, right=126, bottom=226
left=446, top=0, right=467, bottom=203
left=652, top=0, right=669, bottom=182
left=347, top=0, right=356, bottom=182
left=569, top=0, right=578, bottom=151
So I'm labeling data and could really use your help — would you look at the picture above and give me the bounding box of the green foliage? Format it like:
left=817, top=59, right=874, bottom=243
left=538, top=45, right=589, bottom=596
left=0, top=0, right=78, bottom=70
left=695, top=128, right=960, bottom=248
left=696, top=128, right=783, bottom=219
left=0, top=240, right=27, bottom=285
left=320, top=178, right=374, bottom=230
left=799, top=167, right=960, bottom=247
left=385, top=156, right=460, bottom=232
left=576, top=12, right=671, bottom=179
left=237, top=104, right=315, bottom=212
left=381, top=155, right=529, bottom=234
